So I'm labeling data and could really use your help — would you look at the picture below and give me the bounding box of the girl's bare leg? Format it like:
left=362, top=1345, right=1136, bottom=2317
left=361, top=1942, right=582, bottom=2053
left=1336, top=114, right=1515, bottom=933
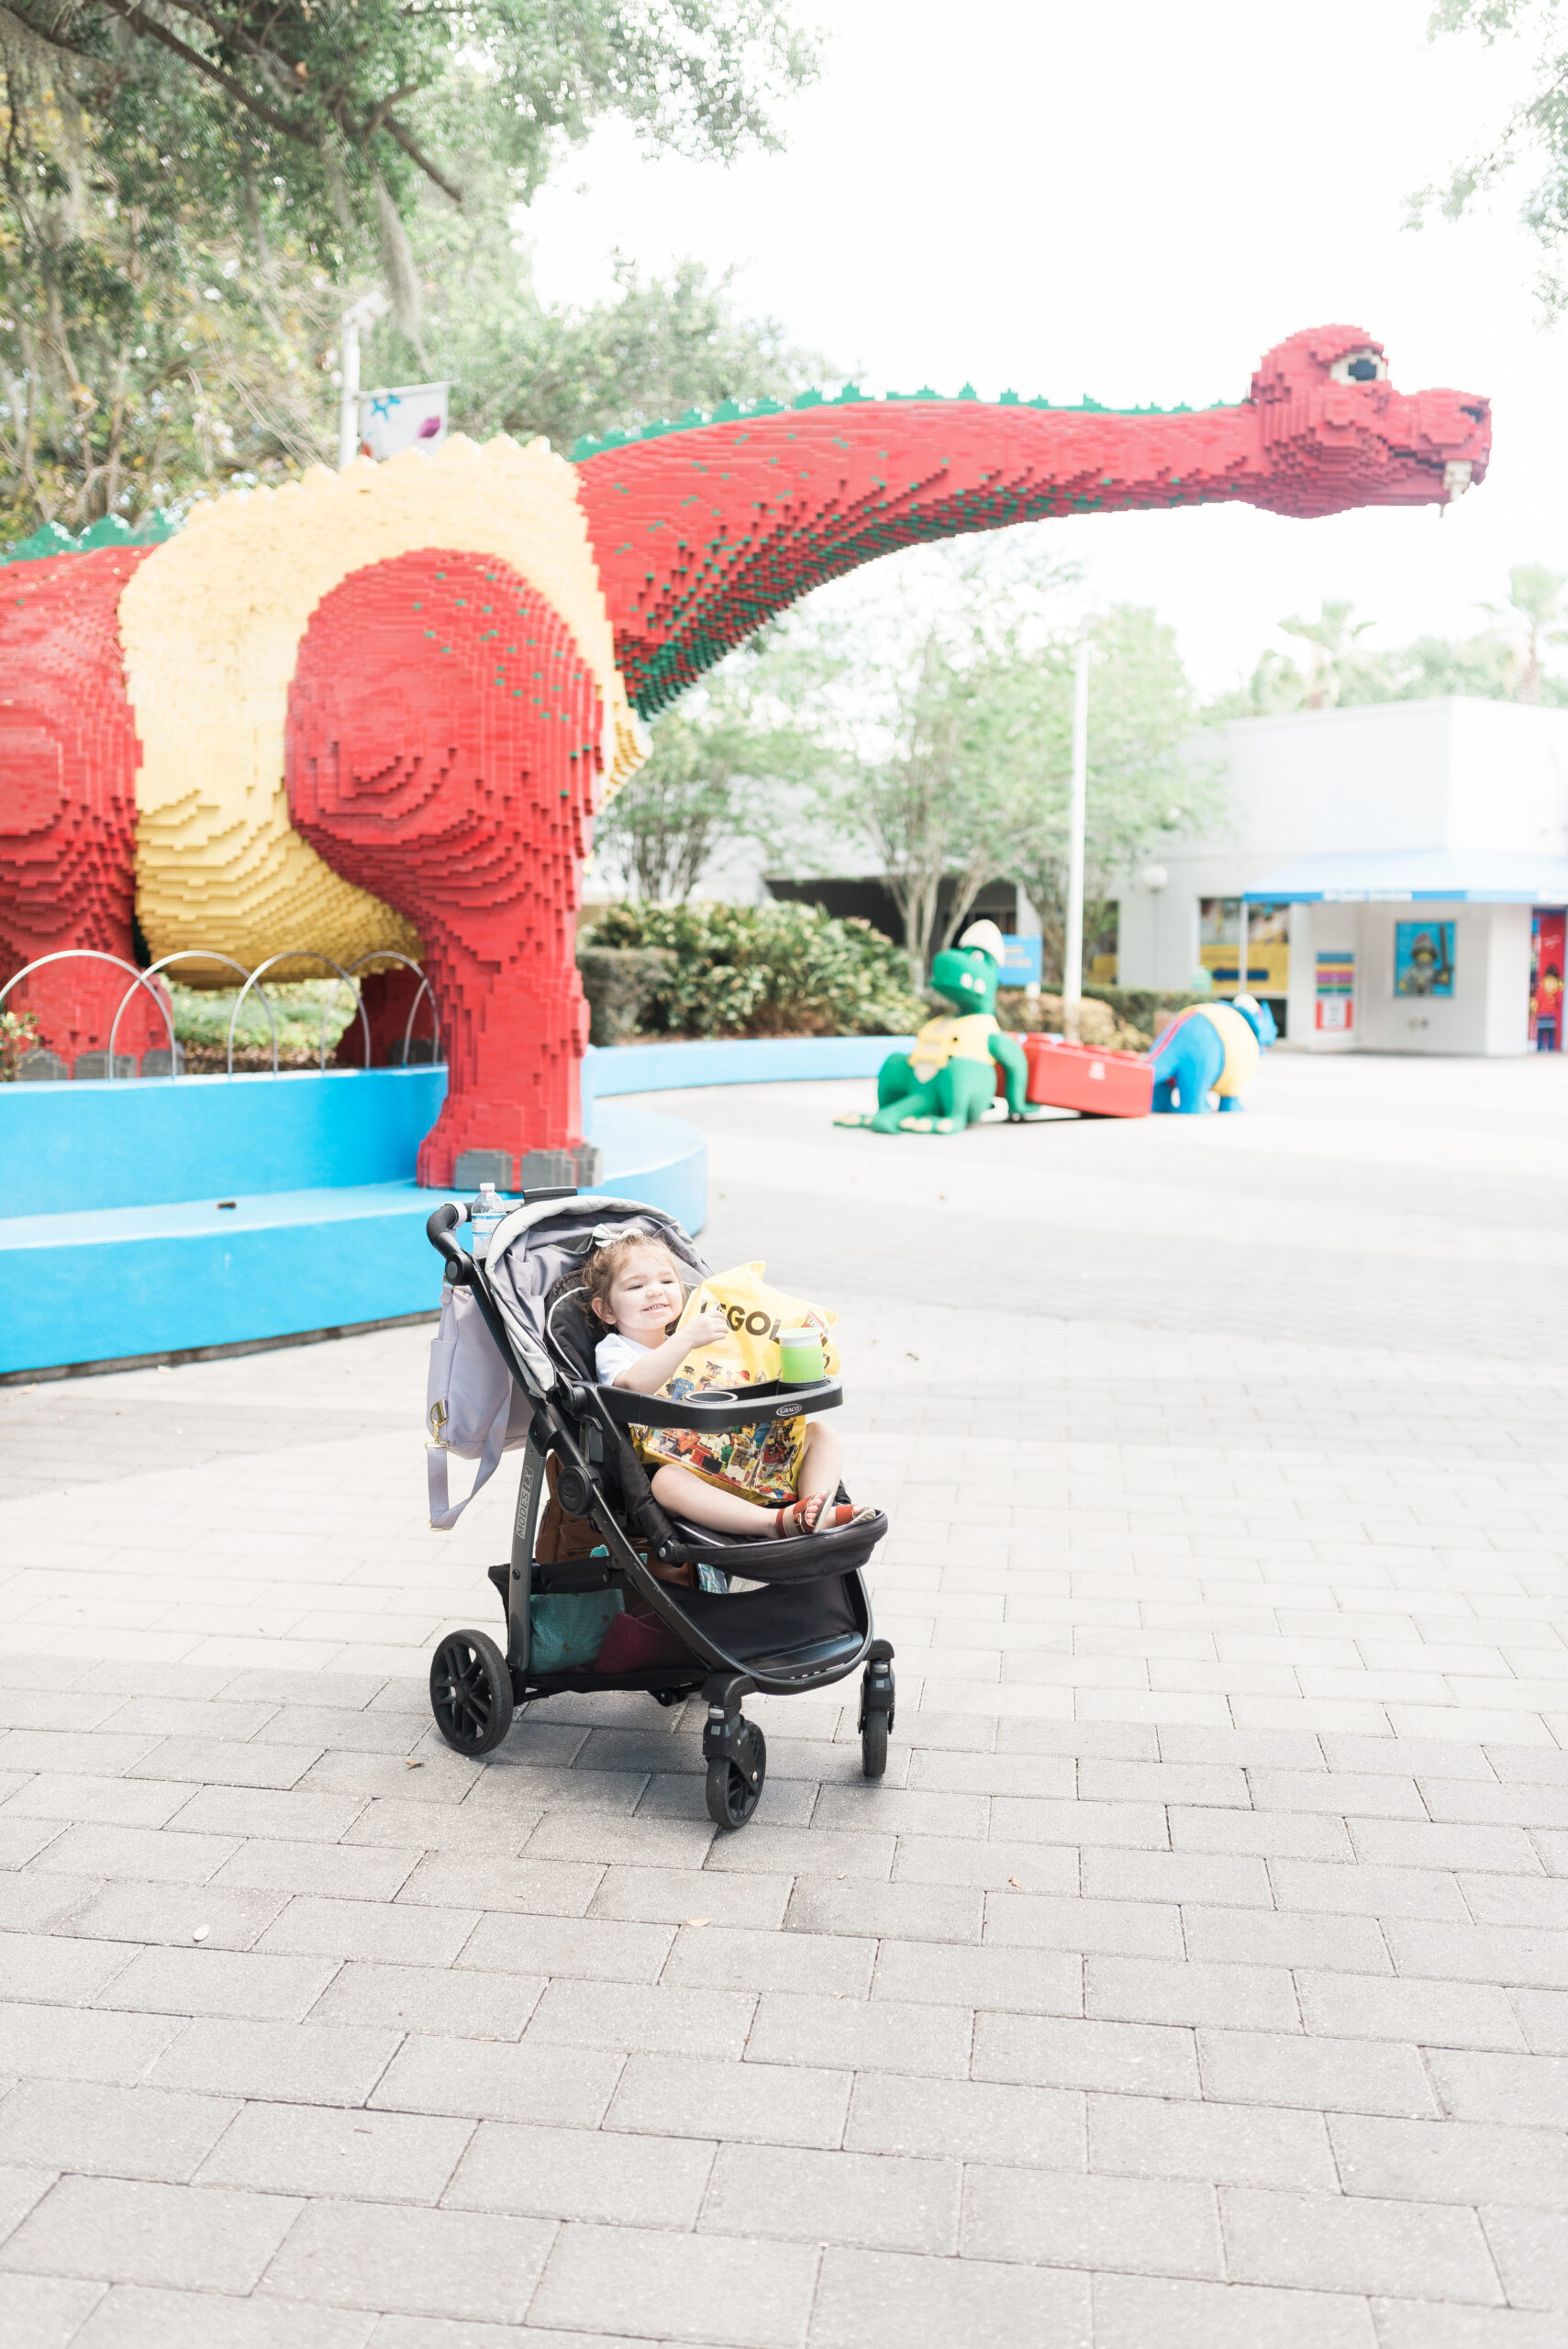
left=650, top=1464, right=778, bottom=1536
left=798, top=1419, right=845, bottom=1504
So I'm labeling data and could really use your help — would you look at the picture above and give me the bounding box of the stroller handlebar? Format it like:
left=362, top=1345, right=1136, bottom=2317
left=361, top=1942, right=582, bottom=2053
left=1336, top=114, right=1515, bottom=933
left=426, top=1201, right=472, bottom=1284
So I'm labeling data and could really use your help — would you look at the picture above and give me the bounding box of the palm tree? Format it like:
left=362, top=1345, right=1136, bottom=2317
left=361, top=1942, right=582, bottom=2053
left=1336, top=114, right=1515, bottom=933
left=1278, top=600, right=1375, bottom=710
left=1484, top=566, right=1568, bottom=705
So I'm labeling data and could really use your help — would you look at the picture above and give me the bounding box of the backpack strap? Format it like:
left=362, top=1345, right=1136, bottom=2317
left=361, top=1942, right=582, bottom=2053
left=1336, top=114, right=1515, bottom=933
left=427, top=1383, right=513, bottom=1531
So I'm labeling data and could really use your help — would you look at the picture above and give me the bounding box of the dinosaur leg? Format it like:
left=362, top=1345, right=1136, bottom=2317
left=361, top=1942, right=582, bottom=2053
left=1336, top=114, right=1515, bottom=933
left=0, top=546, right=169, bottom=1074
left=875, top=1072, right=943, bottom=1132
left=836, top=1054, right=938, bottom=1134
left=898, top=1061, right=995, bottom=1134
left=334, top=965, right=433, bottom=1068
left=286, top=550, right=601, bottom=1186
left=834, top=1051, right=921, bottom=1130
left=1150, top=1028, right=1223, bottom=1114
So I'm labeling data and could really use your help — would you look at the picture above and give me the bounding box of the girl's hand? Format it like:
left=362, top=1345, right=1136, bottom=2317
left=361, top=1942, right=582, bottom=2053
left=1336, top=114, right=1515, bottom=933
left=684, top=1306, right=731, bottom=1349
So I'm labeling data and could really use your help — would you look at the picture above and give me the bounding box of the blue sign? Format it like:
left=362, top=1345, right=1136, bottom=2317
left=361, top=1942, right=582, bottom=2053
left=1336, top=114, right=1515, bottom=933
left=999, top=934, right=1042, bottom=986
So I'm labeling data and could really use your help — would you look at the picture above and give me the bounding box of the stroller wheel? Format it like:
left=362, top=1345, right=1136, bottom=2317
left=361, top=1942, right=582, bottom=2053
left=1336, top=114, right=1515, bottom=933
left=859, top=1652, right=895, bottom=1779
left=430, top=1629, right=515, bottom=1756
left=706, top=1721, right=766, bottom=1831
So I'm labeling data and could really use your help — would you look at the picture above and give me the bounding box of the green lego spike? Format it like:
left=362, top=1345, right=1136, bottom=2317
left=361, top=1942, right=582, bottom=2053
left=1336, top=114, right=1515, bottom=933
left=3, top=519, right=78, bottom=564
left=2, top=507, right=182, bottom=563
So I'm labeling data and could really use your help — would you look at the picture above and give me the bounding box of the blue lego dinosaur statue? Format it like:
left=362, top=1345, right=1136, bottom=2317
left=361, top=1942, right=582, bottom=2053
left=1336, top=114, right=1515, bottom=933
left=1149, top=994, right=1277, bottom=1114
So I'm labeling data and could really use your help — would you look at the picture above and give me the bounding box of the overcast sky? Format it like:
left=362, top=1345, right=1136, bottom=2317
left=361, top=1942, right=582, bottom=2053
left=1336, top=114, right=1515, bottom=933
left=524, top=0, right=1562, bottom=696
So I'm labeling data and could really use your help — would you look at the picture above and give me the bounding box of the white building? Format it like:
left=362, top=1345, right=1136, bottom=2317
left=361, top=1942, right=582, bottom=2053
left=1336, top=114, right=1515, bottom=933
left=1117, top=700, right=1568, bottom=1054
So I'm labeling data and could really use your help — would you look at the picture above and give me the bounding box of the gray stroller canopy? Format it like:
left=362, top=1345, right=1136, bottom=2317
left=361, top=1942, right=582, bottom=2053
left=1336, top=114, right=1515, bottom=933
left=484, top=1197, right=709, bottom=1396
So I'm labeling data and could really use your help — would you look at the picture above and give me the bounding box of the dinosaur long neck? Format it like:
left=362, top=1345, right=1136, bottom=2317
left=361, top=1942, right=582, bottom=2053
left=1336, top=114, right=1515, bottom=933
left=575, top=398, right=1256, bottom=715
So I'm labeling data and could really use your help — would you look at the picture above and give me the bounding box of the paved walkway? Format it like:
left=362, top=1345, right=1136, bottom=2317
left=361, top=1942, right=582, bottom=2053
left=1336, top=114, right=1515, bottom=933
left=2, top=1049, right=1567, bottom=2347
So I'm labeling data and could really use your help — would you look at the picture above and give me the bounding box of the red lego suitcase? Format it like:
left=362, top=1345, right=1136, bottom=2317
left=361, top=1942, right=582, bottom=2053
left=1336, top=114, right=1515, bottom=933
left=1006, top=1032, right=1153, bottom=1119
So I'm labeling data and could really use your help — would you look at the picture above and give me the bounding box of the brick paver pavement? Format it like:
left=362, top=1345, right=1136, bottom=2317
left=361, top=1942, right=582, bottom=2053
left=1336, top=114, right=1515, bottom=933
left=2, top=1048, right=1567, bottom=2346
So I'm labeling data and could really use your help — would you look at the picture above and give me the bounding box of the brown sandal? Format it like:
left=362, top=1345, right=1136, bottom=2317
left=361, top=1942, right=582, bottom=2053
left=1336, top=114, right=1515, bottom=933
left=775, top=1496, right=875, bottom=1538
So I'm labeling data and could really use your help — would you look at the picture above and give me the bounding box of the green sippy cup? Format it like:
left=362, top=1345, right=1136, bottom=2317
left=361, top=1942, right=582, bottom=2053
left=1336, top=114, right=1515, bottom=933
left=778, top=1327, right=825, bottom=1385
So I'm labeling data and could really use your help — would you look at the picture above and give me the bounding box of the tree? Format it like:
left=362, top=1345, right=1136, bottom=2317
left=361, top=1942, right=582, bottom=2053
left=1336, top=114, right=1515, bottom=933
left=1205, top=567, right=1568, bottom=718
left=371, top=193, right=825, bottom=456
left=0, top=4, right=818, bottom=537
left=814, top=591, right=1210, bottom=989
left=595, top=625, right=836, bottom=899
left=1483, top=562, right=1568, bottom=699
left=850, top=625, right=984, bottom=986
left=1006, top=607, right=1218, bottom=988
left=1418, top=2, right=1568, bottom=313
left=1278, top=600, right=1378, bottom=710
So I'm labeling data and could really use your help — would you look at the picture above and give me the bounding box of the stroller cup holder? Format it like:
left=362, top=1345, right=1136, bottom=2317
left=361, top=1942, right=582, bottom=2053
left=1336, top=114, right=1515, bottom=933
left=421, top=1194, right=895, bottom=1826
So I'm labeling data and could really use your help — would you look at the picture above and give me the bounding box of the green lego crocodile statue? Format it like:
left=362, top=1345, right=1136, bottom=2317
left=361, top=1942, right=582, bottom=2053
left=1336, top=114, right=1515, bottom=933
left=835, top=921, right=1046, bottom=1136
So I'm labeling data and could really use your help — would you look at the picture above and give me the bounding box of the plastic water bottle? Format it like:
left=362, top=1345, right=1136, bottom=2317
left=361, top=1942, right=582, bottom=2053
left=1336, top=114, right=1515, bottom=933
left=469, top=1182, right=505, bottom=1262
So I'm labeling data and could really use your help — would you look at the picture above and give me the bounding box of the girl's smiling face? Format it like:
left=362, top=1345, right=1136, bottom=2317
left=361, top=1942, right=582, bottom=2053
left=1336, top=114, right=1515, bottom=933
left=598, top=1245, right=684, bottom=1343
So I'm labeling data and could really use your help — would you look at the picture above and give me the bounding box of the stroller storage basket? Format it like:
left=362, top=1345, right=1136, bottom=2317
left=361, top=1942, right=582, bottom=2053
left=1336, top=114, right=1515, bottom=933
left=422, top=1193, right=895, bottom=1828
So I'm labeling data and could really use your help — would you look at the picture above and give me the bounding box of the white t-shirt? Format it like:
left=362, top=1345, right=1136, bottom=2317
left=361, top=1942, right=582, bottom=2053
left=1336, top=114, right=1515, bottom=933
left=595, top=1330, right=653, bottom=1386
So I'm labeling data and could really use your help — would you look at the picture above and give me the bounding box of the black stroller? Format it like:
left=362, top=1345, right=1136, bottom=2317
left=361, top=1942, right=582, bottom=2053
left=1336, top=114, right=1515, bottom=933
left=424, top=1189, right=895, bottom=1830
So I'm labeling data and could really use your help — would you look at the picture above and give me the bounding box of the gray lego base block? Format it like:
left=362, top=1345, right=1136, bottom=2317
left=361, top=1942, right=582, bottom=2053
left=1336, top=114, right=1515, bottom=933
left=453, top=1143, right=605, bottom=1192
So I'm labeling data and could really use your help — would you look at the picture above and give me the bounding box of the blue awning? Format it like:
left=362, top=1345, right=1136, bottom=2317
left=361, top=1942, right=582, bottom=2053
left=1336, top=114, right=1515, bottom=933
left=1242, top=850, right=1568, bottom=906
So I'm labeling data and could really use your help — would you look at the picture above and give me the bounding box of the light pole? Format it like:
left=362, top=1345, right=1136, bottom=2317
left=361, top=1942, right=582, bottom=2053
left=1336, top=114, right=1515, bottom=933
left=1062, top=618, right=1090, bottom=1045
left=338, top=290, right=390, bottom=471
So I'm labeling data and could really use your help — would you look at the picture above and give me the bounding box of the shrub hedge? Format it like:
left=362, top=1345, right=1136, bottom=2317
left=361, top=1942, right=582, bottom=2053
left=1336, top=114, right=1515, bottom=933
left=579, top=901, right=927, bottom=1041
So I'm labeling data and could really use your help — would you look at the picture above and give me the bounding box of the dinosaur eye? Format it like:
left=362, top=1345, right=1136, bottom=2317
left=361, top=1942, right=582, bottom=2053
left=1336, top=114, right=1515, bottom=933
left=1329, top=349, right=1386, bottom=384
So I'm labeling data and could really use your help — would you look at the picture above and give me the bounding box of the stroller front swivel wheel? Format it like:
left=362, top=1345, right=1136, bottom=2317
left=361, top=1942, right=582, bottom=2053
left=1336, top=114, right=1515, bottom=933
left=430, top=1629, right=515, bottom=1756
left=706, top=1721, right=766, bottom=1830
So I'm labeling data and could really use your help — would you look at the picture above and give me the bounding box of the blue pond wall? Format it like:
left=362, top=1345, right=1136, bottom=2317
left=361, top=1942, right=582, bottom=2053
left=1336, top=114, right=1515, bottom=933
left=0, top=1067, right=446, bottom=1215
left=0, top=1037, right=906, bottom=1375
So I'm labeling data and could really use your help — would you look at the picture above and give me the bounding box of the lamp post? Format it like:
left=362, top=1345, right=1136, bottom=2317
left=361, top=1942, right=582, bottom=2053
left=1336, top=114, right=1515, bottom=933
left=1062, top=619, right=1091, bottom=1045
left=338, top=290, right=390, bottom=471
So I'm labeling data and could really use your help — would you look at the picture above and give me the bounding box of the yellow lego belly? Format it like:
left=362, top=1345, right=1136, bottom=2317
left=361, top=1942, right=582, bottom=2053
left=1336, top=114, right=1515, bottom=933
left=910, top=1013, right=997, bottom=1086
left=1195, top=1002, right=1261, bottom=1097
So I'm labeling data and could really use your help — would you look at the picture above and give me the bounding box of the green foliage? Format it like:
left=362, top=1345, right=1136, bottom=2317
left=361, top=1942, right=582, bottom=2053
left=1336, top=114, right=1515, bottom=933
left=579, top=900, right=928, bottom=1039
left=595, top=624, right=837, bottom=899
left=1205, top=569, right=1568, bottom=718
left=167, top=977, right=355, bottom=1069
left=576, top=946, right=675, bottom=1047
left=374, top=218, right=825, bottom=459
left=1418, top=3, right=1568, bottom=313
left=995, top=986, right=1157, bottom=1051
left=0, top=4, right=818, bottom=537
left=771, top=581, right=1211, bottom=989
left=0, top=1004, right=40, bottom=1078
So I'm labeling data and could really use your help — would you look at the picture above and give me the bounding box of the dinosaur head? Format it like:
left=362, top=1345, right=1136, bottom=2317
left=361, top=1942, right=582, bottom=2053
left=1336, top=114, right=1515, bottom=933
left=1231, top=993, right=1278, bottom=1049
left=930, top=920, right=1006, bottom=1016
left=1247, top=325, right=1490, bottom=518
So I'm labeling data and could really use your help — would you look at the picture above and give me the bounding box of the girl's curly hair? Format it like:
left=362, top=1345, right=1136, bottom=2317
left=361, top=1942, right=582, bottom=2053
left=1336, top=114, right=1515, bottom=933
left=580, top=1233, right=685, bottom=1332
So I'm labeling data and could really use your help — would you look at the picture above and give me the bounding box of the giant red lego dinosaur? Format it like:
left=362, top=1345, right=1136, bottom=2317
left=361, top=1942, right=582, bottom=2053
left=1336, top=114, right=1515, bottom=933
left=0, top=325, right=1490, bottom=1185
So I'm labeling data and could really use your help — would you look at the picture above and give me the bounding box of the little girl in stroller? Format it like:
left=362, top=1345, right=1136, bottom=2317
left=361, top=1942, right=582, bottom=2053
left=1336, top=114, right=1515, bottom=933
left=582, top=1231, right=877, bottom=1540
left=423, top=1190, right=895, bottom=1830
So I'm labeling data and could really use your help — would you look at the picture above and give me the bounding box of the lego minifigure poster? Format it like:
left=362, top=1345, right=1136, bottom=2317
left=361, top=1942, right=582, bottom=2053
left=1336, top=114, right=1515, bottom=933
left=1395, top=921, right=1455, bottom=997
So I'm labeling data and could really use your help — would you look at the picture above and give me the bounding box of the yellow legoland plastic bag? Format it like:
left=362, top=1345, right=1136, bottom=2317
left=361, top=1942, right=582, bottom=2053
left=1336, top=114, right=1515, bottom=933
left=633, top=1263, right=840, bottom=1506
left=680, top=1261, right=840, bottom=1386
